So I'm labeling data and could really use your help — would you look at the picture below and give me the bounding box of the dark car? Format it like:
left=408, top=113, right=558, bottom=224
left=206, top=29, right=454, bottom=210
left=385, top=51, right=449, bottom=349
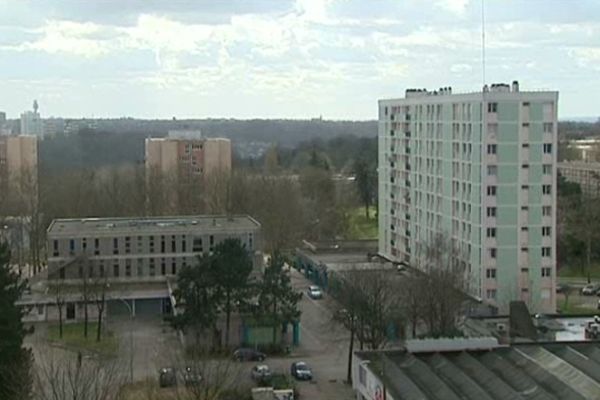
left=159, top=367, right=177, bottom=388
left=183, top=366, right=202, bottom=386
left=233, top=348, right=266, bottom=362
left=290, top=361, right=313, bottom=380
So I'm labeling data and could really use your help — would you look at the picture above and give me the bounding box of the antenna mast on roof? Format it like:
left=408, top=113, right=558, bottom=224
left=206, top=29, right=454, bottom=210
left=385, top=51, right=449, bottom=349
left=481, top=0, right=486, bottom=87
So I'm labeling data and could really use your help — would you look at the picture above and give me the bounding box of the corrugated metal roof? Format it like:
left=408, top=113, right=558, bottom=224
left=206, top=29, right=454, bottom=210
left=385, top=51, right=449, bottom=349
left=358, top=342, right=600, bottom=400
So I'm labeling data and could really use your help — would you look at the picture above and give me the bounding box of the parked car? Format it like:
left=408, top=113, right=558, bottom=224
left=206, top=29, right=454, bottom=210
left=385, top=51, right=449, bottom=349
left=251, top=364, right=272, bottom=383
left=233, top=348, right=266, bottom=362
left=307, top=285, right=323, bottom=299
left=159, top=367, right=177, bottom=388
left=290, top=361, right=313, bottom=380
left=183, top=366, right=202, bottom=386
left=581, top=283, right=600, bottom=296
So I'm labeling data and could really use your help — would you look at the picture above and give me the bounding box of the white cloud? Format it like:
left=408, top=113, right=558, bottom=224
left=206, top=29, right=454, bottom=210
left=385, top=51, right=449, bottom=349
left=436, top=0, right=470, bottom=15
left=450, top=63, right=472, bottom=73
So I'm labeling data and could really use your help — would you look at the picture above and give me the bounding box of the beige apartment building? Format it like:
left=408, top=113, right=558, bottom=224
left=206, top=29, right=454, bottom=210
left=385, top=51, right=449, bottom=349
left=145, top=130, right=231, bottom=180
left=558, top=161, right=600, bottom=197
left=0, top=135, right=38, bottom=198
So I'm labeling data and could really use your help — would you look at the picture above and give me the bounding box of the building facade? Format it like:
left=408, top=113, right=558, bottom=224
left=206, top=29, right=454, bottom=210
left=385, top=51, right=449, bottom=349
left=378, top=82, right=558, bottom=313
left=46, top=215, right=262, bottom=281
left=558, top=161, right=600, bottom=198
left=0, top=135, right=38, bottom=199
left=20, top=100, right=44, bottom=137
left=145, top=131, right=231, bottom=180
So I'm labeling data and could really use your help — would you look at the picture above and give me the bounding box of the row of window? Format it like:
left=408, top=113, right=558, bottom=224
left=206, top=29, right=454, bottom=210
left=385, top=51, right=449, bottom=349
left=59, top=256, right=194, bottom=279
left=486, top=226, right=552, bottom=238
left=487, top=205, right=552, bottom=217
left=486, top=184, right=552, bottom=196
left=54, top=233, right=254, bottom=257
left=487, top=246, right=552, bottom=259
left=486, top=143, right=552, bottom=155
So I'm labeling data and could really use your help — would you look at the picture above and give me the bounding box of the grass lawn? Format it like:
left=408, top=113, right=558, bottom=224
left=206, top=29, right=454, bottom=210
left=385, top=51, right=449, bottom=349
left=47, top=322, right=118, bottom=356
left=347, top=206, right=377, bottom=240
left=558, top=297, right=597, bottom=315
left=558, top=265, right=600, bottom=279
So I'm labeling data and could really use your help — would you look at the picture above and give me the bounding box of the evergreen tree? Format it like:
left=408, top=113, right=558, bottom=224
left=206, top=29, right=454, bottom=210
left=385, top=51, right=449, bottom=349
left=0, top=242, right=32, bottom=399
left=212, top=239, right=253, bottom=349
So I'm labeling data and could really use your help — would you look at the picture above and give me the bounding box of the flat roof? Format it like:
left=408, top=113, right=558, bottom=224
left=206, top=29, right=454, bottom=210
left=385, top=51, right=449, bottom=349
left=48, top=215, right=260, bottom=237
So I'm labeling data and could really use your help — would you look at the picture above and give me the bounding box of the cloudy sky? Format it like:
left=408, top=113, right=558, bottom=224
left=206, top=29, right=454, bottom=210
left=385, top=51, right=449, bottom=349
left=0, top=0, right=598, bottom=120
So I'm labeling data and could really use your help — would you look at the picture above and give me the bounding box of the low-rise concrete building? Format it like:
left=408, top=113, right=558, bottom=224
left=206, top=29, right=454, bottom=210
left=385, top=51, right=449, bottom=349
left=20, top=215, right=262, bottom=322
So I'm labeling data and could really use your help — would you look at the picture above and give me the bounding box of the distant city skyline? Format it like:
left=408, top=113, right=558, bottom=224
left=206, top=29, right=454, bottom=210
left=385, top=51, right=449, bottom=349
left=0, top=0, right=599, bottom=120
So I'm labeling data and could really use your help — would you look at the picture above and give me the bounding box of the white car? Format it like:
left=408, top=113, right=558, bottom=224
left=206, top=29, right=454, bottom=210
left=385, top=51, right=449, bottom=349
left=581, top=284, right=600, bottom=296
left=307, top=285, right=323, bottom=299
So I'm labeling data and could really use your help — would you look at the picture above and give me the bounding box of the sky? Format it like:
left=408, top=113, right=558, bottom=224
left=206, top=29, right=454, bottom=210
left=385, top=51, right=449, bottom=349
left=0, top=0, right=599, bottom=120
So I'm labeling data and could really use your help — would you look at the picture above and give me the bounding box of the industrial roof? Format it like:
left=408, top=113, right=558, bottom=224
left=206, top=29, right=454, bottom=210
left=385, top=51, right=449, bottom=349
left=47, top=215, right=260, bottom=237
left=358, top=341, right=600, bottom=400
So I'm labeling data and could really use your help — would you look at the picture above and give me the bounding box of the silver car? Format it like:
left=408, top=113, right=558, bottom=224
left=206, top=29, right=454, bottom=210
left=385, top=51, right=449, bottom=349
left=251, top=364, right=272, bottom=382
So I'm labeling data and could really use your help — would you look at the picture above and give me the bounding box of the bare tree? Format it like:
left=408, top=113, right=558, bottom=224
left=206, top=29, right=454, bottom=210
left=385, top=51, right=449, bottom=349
left=90, top=274, right=109, bottom=342
left=33, top=350, right=127, bottom=400
left=52, top=281, right=66, bottom=339
left=412, top=235, right=470, bottom=337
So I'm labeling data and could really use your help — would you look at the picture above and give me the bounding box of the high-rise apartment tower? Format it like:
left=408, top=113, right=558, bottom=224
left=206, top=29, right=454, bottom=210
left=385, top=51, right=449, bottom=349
left=378, top=82, right=558, bottom=313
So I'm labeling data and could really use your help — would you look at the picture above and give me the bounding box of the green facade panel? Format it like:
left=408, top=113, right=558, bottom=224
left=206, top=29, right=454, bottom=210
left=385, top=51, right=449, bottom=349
left=498, top=206, right=518, bottom=225
left=498, top=165, right=518, bottom=184
left=498, top=144, right=518, bottom=163
left=498, top=102, right=519, bottom=122
left=498, top=226, right=518, bottom=246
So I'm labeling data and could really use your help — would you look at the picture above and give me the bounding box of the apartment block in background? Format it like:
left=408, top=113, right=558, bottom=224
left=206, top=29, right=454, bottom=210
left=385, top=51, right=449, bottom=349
left=0, top=135, right=38, bottom=198
left=20, top=100, right=44, bottom=137
left=145, top=130, right=231, bottom=180
left=558, top=161, right=600, bottom=198
left=378, top=81, right=558, bottom=313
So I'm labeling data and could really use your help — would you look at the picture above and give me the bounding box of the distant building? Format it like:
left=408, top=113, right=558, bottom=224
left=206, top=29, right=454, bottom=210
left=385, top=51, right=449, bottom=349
left=43, top=118, right=65, bottom=137
left=20, top=100, right=44, bottom=137
left=0, top=135, right=38, bottom=197
left=378, top=81, right=558, bottom=314
left=558, top=161, right=600, bottom=197
left=0, top=111, right=9, bottom=135
left=145, top=130, right=231, bottom=179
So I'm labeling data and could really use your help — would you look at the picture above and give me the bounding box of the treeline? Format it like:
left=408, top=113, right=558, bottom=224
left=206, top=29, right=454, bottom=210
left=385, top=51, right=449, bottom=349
left=38, top=119, right=377, bottom=173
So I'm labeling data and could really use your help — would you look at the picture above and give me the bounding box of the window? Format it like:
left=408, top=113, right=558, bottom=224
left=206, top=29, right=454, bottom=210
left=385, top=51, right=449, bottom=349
left=359, top=365, right=367, bottom=386
left=489, top=248, right=497, bottom=258
left=543, top=123, right=553, bottom=133
left=542, top=247, right=551, bottom=257
left=486, top=269, right=497, bottom=279
left=542, top=185, right=552, bottom=195
left=487, top=102, right=498, bottom=113
left=37, top=305, right=44, bottom=315
left=543, top=143, right=552, bottom=154
left=209, top=235, right=214, bottom=252
left=113, top=238, right=119, bottom=255
left=542, top=164, right=552, bottom=174
left=99, top=262, right=105, bottom=277
left=487, top=186, right=497, bottom=196
left=521, top=226, right=529, bottom=232
left=542, top=206, right=552, bottom=217
left=486, top=207, right=497, bottom=217
left=149, top=236, right=155, bottom=253
left=125, top=236, right=131, bottom=254
left=82, top=238, right=87, bottom=251
left=521, top=185, right=529, bottom=190
left=522, top=164, right=529, bottom=169
left=521, top=247, right=528, bottom=253
left=542, top=267, right=552, bottom=277
left=149, top=259, right=156, bottom=276
left=182, top=237, right=187, bottom=252
left=113, top=263, right=119, bottom=277
left=486, top=228, right=496, bottom=238
left=172, top=260, right=177, bottom=275
left=53, top=240, right=59, bottom=257
left=522, top=143, right=530, bottom=148
left=69, top=239, right=75, bottom=254
left=171, top=236, right=176, bottom=252
left=249, top=233, right=254, bottom=250
left=487, top=165, right=497, bottom=176
left=161, top=236, right=166, bottom=253
left=487, top=144, right=497, bottom=154
left=542, top=226, right=551, bottom=237
left=486, top=289, right=497, bottom=300
left=125, top=260, right=131, bottom=277
left=193, top=237, right=203, bottom=252
left=94, top=238, right=100, bottom=255
left=161, top=259, right=166, bottom=275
